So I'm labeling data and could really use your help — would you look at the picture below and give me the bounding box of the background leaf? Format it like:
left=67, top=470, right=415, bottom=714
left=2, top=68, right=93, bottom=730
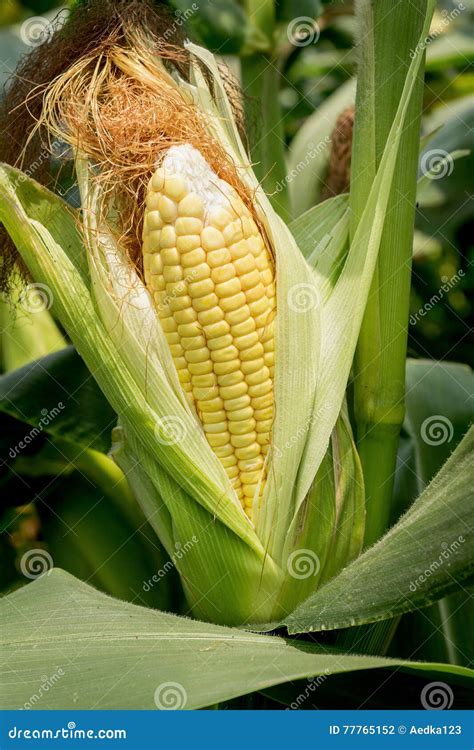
left=1, top=569, right=471, bottom=710
left=405, top=359, right=473, bottom=489
left=287, top=78, right=356, bottom=216
left=0, top=346, right=116, bottom=454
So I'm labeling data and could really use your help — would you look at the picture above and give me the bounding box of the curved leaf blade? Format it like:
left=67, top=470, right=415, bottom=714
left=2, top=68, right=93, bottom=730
left=0, top=346, right=116, bottom=454
left=1, top=570, right=472, bottom=710
left=285, top=426, right=474, bottom=634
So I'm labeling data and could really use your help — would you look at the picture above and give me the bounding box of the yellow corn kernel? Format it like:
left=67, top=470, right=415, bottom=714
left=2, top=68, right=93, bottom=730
left=203, top=320, right=230, bottom=339
left=163, top=176, right=187, bottom=201
left=217, top=370, right=244, bottom=387
left=211, top=344, right=239, bottom=363
left=161, top=247, right=180, bottom=265
left=146, top=211, right=164, bottom=231
left=208, top=334, right=233, bottom=352
left=178, top=193, right=204, bottom=218
left=201, top=226, right=225, bottom=251
left=177, top=234, right=201, bottom=252
left=175, top=217, right=203, bottom=236
left=229, top=420, right=256, bottom=437
left=182, top=248, right=206, bottom=267
left=158, top=195, right=178, bottom=222
left=227, top=406, right=253, bottom=422
left=193, top=293, right=219, bottom=312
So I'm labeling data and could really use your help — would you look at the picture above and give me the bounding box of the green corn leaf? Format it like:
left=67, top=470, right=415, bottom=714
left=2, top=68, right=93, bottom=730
left=41, top=474, right=175, bottom=611
left=284, top=425, right=474, bottom=634
left=0, top=274, right=65, bottom=372
left=405, top=359, right=474, bottom=490
left=1, top=569, right=472, bottom=710
left=403, top=359, right=474, bottom=667
left=0, top=346, right=116, bottom=454
left=289, top=194, right=350, bottom=301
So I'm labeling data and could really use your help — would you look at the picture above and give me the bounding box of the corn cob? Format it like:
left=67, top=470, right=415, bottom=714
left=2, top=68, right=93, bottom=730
left=142, top=144, right=275, bottom=517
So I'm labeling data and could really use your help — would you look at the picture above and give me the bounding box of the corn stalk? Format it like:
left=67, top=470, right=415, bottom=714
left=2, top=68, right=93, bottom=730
left=350, top=0, right=434, bottom=547
left=241, top=0, right=291, bottom=221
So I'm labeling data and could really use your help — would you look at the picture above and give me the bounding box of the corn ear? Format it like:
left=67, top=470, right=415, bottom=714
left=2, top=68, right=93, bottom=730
left=142, top=146, right=275, bottom=517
